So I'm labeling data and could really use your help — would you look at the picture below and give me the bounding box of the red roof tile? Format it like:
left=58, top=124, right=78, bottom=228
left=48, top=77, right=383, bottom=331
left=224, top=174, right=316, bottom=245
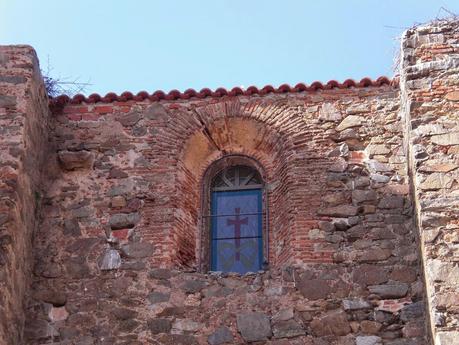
left=49, top=76, right=395, bottom=107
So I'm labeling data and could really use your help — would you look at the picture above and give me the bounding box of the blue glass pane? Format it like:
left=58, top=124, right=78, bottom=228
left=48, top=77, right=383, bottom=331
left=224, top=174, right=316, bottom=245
left=211, top=189, right=262, bottom=274
left=212, top=238, right=260, bottom=273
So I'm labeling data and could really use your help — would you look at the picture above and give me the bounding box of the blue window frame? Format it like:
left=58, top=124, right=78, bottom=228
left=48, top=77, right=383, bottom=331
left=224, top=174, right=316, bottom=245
left=209, top=166, right=264, bottom=274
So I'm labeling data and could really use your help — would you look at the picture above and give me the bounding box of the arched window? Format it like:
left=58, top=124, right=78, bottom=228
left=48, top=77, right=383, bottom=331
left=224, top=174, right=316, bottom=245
left=208, top=165, right=264, bottom=273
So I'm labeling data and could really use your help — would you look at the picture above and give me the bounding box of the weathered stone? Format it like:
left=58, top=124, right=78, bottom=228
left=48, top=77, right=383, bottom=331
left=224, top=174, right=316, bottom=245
left=272, top=319, right=305, bottom=338
left=436, top=331, right=459, bottom=345
left=310, top=310, right=351, bottom=337
left=147, top=291, right=170, bottom=304
left=445, top=90, right=459, bottom=101
left=0, top=95, right=16, bottom=107
left=418, top=161, right=457, bottom=173
left=0, top=75, right=27, bottom=84
left=48, top=306, right=69, bottom=322
left=220, top=277, right=244, bottom=289
left=356, top=336, right=382, bottom=345
left=111, top=196, right=127, bottom=207
left=328, top=158, right=348, bottom=172
left=378, top=196, right=404, bottom=209
left=236, top=312, right=272, bottom=342
left=419, top=173, right=454, bottom=190
left=343, top=298, right=371, bottom=310
left=158, top=334, right=198, bottom=345
left=402, top=321, right=424, bottom=337
left=366, top=144, right=390, bottom=156
left=319, top=103, right=342, bottom=122
left=63, top=218, right=81, bottom=236
left=346, top=104, right=369, bottom=115
left=172, top=319, right=202, bottom=333
left=24, top=319, right=57, bottom=341
left=297, top=278, right=331, bottom=300
left=112, top=307, right=138, bottom=320
left=390, top=266, right=417, bottom=283
left=272, top=308, right=294, bottom=322
left=118, top=111, right=141, bottom=126
left=58, top=150, right=94, bottom=170
left=352, top=190, right=377, bottom=203
left=353, top=265, right=388, bottom=286
left=370, top=174, right=390, bottom=183
left=180, top=279, right=206, bottom=294
left=368, top=283, right=409, bottom=298
left=109, top=212, right=140, bottom=229
left=437, top=292, right=459, bottom=309
left=426, top=259, right=459, bottom=283
left=360, top=320, right=382, bottom=334
left=367, top=160, right=393, bottom=173
left=357, top=248, right=392, bottom=262
left=149, top=268, right=173, bottom=280
left=145, top=103, right=169, bottom=120
left=336, top=115, right=364, bottom=131
left=207, top=326, right=234, bottom=345
left=109, top=167, right=128, bottom=178
left=317, top=205, right=359, bottom=217
left=121, top=242, right=154, bottom=258
left=431, top=132, right=459, bottom=145
left=33, top=289, right=67, bottom=307
left=66, top=257, right=91, bottom=279
left=98, top=249, right=121, bottom=270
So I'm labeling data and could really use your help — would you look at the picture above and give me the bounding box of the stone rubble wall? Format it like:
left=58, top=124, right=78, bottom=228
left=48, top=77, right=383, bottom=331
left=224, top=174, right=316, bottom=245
left=0, top=46, right=51, bottom=345
left=3, top=17, right=459, bottom=345
left=400, top=19, right=459, bottom=345
left=23, top=81, right=428, bottom=345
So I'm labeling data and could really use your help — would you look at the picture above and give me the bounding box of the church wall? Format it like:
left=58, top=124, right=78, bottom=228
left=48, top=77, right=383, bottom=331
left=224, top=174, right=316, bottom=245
left=7, top=18, right=459, bottom=345
left=0, top=45, right=51, bottom=345
left=400, top=19, right=459, bottom=345
left=22, top=81, right=429, bottom=344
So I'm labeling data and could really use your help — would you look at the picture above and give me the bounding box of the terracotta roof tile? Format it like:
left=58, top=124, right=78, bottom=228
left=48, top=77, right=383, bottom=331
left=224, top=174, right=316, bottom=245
left=49, top=76, right=395, bottom=107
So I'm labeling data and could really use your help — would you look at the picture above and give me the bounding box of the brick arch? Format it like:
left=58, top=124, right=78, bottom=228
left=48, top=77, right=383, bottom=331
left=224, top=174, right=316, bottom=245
left=170, top=103, right=300, bottom=269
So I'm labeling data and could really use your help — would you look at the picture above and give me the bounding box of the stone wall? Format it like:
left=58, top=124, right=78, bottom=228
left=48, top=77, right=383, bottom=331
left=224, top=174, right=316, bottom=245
left=22, top=79, right=429, bottom=345
left=0, top=46, right=51, bottom=344
left=400, top=19, right=459, bottom=345
left=2, top=18, right=459, bottom=345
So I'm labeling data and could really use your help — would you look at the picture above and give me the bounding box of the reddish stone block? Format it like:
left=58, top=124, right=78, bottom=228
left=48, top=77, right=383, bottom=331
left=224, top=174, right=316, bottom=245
left=111, top=229, right=130, bottom=242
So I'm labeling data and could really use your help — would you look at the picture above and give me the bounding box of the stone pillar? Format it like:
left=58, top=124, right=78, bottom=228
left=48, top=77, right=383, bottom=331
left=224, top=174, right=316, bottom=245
left=0, top=45, right=50, bottom=344
left=400, top=20, right=459, bottom=344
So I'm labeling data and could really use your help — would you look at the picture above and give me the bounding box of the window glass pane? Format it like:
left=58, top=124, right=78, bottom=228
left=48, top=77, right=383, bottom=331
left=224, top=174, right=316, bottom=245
left=213, top=190, right=260, bottom=238
left=211, top=189, right=262, bottom=273
left=212, top=238, right=261, bottom=274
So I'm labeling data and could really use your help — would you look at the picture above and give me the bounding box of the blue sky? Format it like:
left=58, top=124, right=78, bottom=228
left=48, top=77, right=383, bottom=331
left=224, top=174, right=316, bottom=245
left=1, top=1, right=458, bottom=95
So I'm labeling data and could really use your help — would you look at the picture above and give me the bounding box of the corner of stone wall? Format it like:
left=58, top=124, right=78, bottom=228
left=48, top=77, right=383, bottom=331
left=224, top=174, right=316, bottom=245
left=400, top=19, right=459, bottom=345
left=0, top=45, right=51, bottom=345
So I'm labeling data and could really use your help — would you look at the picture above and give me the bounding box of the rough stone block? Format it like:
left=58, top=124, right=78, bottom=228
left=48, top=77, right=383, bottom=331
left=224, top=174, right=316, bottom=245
left=121, top=242, right=154, bottom=258
left=208, top=326, right=234, bottom=345
left=236, top=312, right=272, bottom=342
left=272, top=319, right=305, bottom=338
left=58, top=150, right=94, bottom=170
left=368, top=283, right=409, bottom=299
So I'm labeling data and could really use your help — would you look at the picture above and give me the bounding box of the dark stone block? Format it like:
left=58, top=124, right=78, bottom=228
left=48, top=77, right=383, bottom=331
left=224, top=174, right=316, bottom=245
left=179, top=279, right=206, bottom=294
left=296, top=278, right=331, bottom=300
left=121, top=242, right=154, bottom=258
left=236, top=312, right=272, bottom=342
left=148, top=318, right=172, bottom=334
left=208, top=326, right=234, bottom=345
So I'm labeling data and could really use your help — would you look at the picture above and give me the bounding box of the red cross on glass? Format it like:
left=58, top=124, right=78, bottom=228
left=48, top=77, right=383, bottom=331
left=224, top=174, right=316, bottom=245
left=226, top=207, right=248, bottom=261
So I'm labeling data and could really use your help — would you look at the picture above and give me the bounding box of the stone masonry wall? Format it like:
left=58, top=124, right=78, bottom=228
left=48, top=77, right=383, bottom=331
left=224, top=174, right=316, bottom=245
left=0, top=46, right=51, bottom=345
left=6, top=18, right=459, bottom=345
left=400, top=19, right=459, bottom=345
left=23, top=81, right=428, bottom=345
